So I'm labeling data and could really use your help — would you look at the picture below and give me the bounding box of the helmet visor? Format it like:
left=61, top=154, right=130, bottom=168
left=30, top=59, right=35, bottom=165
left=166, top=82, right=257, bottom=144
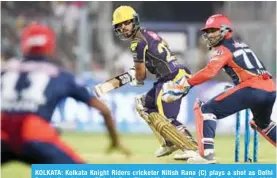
left=202, top=28, right=223, bottom=47
left=114, top=19, right=137, bottom=40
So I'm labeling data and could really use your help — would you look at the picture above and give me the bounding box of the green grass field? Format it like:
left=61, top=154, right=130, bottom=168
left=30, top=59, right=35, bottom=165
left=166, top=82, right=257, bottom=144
left=2, top=132, right=276, bottom=178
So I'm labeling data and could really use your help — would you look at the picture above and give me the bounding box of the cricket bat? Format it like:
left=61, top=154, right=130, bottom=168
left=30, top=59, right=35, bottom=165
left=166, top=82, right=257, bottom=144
left=94, top=72, right=132, bottom=97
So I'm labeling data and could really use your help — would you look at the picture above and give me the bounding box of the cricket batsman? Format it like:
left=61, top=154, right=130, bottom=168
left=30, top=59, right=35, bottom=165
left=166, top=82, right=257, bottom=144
left=162, top=14, right=276, bottom=163
left=1, top=23, right=130, bottom=164
left=112, top=6, right=198, bottom=158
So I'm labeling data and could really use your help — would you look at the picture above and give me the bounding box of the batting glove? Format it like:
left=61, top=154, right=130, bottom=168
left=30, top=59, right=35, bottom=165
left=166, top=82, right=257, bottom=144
left=128, top=67, right=144, bottom=87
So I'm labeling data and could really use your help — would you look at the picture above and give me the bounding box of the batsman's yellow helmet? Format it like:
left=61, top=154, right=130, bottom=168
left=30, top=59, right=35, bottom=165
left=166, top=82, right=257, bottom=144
left=112, top=6, right=137, bottom=25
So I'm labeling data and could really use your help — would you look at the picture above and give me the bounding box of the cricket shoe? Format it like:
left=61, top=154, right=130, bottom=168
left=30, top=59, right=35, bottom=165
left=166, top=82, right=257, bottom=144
left=187, top=152, right=217, bottom=164
left=155, top=145, right=179, bottom=157
left=173, top=150, right=198, bottom=160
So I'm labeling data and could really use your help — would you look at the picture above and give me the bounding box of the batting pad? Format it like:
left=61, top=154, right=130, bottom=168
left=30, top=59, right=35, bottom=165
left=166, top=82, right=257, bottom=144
left=141, top=112, right=167, bottom=146
left=148, top=112, right=198, bottom=151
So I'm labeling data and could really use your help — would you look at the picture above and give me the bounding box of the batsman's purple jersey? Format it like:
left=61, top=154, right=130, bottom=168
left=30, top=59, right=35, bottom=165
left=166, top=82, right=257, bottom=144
left=130, top=29, right=191, bottom=124
left=130, top=28, right=185, bottom=79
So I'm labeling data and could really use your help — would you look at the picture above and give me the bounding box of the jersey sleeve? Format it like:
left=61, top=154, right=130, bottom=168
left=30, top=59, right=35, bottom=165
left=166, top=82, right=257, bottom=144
left=130, top=40, right=148, bottom=63
left=188, top=47, right=232, bottom=86
left=69, top=75, right=94, bottom=104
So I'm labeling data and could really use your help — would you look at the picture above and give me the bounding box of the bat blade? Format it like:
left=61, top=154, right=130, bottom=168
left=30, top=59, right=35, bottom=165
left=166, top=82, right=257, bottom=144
left=94, top=72, right=132, bottom=97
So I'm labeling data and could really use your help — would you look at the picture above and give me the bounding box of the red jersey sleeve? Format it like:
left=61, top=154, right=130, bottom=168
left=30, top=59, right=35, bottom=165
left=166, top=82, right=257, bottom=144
left=188, top=47, right=232, bottom=86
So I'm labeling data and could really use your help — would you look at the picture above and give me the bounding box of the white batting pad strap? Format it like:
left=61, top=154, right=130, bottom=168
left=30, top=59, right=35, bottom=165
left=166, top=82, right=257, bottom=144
left=263, top=121, right=276, bottom=135
left=135, top=94, right=146, bottom=110
left=202, top=138, right=214, bottom=144
left=176, top=125, right=186, bottom=132
left=202, top=113, right=217, bottom=121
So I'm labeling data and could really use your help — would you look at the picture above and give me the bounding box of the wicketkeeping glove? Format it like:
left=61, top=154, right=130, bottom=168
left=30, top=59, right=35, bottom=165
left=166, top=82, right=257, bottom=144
left=162, top=77, right=191, bottom=103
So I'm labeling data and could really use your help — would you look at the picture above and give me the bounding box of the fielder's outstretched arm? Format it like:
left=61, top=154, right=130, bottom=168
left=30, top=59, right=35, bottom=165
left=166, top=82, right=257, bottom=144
left=89, top=97, right=131, bottom=156
left=89, top=97, right=118, bottom=144
left=187, top=49, right=231, bottom=86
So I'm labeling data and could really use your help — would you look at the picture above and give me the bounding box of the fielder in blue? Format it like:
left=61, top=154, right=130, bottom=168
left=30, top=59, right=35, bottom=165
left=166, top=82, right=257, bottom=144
left=1, top=23, right=130, bottom=165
